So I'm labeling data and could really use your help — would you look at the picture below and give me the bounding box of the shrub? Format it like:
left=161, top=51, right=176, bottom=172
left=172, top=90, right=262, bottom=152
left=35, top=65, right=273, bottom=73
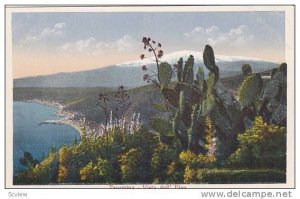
left=179, top=150, right=216, bottom=169
left=179, top=150, right=216, bottom=183
left=228, top=116, right=286, bottom=170
left=151, top=143, right=174, bottom=182
left=119, top=148, right=143, bottom=183
left=165, top=160, right=184, bottom=183
left=80, top=158, right=113, bottom=183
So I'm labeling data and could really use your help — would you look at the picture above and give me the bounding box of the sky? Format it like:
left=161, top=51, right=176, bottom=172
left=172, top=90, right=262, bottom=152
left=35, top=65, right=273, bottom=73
left=11, top=11, right=285, bottom=78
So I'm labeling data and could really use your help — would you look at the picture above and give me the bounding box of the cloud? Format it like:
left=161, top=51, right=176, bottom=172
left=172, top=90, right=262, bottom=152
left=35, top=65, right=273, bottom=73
left=94, top=35, right=135, bottom=53
left=57, top=35, right=137, bottom=55
left=40, top=22, right=66, bottom=38
left=22, top=22, right=66, bottom=45
left=184, top=25, right=255, bottom=48
left=57, top=37, right=96, bottom=52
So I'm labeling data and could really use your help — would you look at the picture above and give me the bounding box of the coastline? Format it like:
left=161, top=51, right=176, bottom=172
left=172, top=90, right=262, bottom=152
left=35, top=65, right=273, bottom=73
left=42, top=120, right=84, bottom=137
left=30, top=99, right=85, bottom=137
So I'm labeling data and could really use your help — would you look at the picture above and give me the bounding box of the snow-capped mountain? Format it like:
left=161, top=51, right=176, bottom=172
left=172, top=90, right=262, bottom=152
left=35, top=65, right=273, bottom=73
left=116, top=50, right=265, bottom=68
left=14, top=50, right=279, bottom=88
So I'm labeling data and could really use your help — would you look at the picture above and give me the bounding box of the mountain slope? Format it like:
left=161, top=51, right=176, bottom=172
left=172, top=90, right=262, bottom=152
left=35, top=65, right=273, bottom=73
left=14, top=50, right=279, bottom=88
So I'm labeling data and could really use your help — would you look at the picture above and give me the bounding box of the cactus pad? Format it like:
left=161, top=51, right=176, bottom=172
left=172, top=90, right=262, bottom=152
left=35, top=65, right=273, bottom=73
left=238, top=73, right=263, bottom=110
left=158, top=62, right=173, bottom=87
left=203, top=45, right=216, bottom=71
left=263, top=71, right=285, bottom=100
left=196, top=66, right=205, bottom=91
left=242, top=64, right=252, bottom=76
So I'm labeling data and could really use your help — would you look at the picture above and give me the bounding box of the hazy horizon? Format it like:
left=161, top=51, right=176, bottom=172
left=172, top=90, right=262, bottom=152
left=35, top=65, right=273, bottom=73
left=12, top=11, right=285, bottom=78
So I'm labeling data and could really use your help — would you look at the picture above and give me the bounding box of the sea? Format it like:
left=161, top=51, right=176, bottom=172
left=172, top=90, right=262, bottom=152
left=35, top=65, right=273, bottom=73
left=13, top=101, right=80, bottom=176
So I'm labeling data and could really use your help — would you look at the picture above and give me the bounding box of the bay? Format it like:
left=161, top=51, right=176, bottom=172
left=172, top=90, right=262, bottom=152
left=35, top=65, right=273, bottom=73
left=13, top=101, right=80, bottom=175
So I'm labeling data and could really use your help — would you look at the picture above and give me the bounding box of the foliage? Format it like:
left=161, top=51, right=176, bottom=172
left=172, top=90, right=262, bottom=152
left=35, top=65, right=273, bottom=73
left=57, top=145, right=72, bottom=182
left=179, top=150, right=216, bottom=169
left=80, top=158, right=113, bottom=183
left=165, top=160, right=184, bottom=183
left=151, top=143, right=174, bottom=182
left=119, top=148, right=143, bottom=183
left=228, top=116, right=286, bottom=169
left=179, top=150, right=216, bottom=183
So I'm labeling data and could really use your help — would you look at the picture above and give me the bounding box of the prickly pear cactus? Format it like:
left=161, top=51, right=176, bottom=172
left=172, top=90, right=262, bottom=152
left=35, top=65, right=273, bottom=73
left=155, top=44, right=244, bottom=160
left=208, top=82, right=243, bottom=159
left=260, top=63, right=287, bottom=126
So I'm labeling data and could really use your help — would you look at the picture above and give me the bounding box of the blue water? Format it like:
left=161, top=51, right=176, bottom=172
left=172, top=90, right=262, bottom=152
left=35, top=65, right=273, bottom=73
left=13, top=102, right=80, bottom=175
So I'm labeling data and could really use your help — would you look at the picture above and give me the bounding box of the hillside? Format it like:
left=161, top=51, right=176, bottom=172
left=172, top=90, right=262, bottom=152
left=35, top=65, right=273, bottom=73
left=13, top=85, right=166, bottom=124
left=13, top=50, right=278, bottom=88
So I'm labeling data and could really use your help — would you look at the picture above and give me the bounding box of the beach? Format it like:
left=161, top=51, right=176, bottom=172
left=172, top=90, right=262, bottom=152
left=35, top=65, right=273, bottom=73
left=31, top=99, right=86, bottom=137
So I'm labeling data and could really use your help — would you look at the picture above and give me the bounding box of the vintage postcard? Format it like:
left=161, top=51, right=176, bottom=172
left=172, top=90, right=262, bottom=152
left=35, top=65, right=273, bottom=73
left=5, top=5, right=295, bottom=188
